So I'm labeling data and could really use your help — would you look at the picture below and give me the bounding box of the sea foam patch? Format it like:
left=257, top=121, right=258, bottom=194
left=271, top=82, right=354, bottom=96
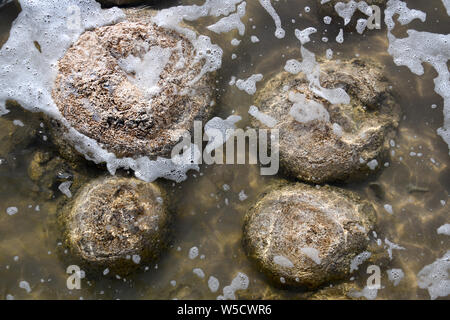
left=0, top=0, right=236, bottom=183
left=385, top=0, right=450, bottom=155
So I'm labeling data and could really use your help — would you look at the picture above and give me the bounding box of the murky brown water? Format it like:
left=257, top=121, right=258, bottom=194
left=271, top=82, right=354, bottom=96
left=0, top=0, right=449, bottom=300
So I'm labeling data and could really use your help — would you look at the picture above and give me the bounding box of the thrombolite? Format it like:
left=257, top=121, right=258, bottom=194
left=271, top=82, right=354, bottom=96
left=252, top=58, right=400, bottom=183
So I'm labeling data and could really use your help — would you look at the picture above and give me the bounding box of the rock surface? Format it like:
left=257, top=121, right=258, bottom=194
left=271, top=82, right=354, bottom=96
left=252, top=59, right=400, bottom=183
left=243, top=182, right=376, bottom=289
left=60, top=176, right=170, bottom=274
left=52, top=17, right=215, bottom=159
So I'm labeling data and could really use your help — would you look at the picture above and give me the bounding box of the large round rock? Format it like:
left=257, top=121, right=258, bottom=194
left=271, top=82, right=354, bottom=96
left=52, top=18, right=215, bottom=158
left=252, top=59, right=400, bottom=183
left=243, top=183, right=376, bottom=289
left=61, top=176, right=170, bottom=274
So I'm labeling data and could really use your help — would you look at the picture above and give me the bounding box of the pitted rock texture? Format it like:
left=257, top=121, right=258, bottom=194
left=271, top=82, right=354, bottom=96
left=252, top=59, right=400, bottom=183
left=243, top=183, right=376, bottom=289
left=60, top=176, right=170, bottom=274
left=52, top=19, right=215, bottom=159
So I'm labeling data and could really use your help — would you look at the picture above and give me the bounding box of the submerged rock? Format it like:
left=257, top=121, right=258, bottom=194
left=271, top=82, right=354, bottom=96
left=27, top=150, right=92, bottom=200
left=60, top=176, right=170, bottom=275
left=243, top=182, right=376, bottom=289
left=252, top=59, right=400, bottom=183
left=0, top=101, right=42, bottom=157
left=52, top=16, right=215, bottom=159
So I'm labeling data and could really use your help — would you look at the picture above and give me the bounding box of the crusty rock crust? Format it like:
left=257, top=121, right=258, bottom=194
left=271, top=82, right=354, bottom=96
left=60, top=176, right=170, bottom=275
left=52, top=19, right=215, bottom=159
left=243, top=182, right=376, bottom=289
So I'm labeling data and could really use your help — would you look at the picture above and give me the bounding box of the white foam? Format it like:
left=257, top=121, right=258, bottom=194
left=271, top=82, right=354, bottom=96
left=6, top=207, right=18, bottom=216
left=295, top=27, right=317, bottom=45
left=118, top=46, right=172, bottom=97
left=273, top=255, right=294, bottom=268
left=443, top=0, right=450, bottom=16
left=188, top=246, right=199, bottom=259
left=284, top=46, right=350, bottom=105
left=348, top=286, right=378, bottom=300
left=0, top=0, right=237, bottom=184
left=230, top=38, right=241, bottom=46
left=437, top=224, right=450, bottom=236
left=335, top=1, right=358, bottom=26
left=334, top=1, right=372, bottom=26
left=0, top=0, right=125, bottom=117
left=248, top=105, right=277, bottom=128
left=336, top=28, right=344, bottom=43
left=288, top=92, right=330, bottom=124
left=332, top=123, right=343, bottom=137
left=326, top=48, right=333, bottom=59
left=387, top=268, right=404, bottom=286
left=301, top=247, right=321, bottom=264
left=238, top=190, right=248, bottom=201
left=193, top=268, right=205, bottom=278
left=356, top=18, right=368, bottom=34
left=207, top=1, right=247, bottom=36
left=350, top=251, right=371, bottom=272
left=12, top=120, right=24, bottom=127
left=235, top=74, right=263, bottom=95
left=384, top=238, right=405, bottom=260
left=19, top=281, right=31, bottom=293
left=417, top=251, right=450, bottom=300
left=250, top=35, right=260, bottom=43
left=58, top=181, right=73, bottom=198
left=384, top=1, right=450, bottom=155
left=217, top=272, right=249, bottom=300
left=384, top=204, right=393, bottom=215
left=258, top=0, right=285, bottom=39
left=208, top=276, right=220, bottom=293
left=367, top=159, right=378, bottom=170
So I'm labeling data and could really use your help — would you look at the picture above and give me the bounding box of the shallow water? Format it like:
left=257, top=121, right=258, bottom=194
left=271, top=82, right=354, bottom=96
left=0, top=0, right=449, bottom=300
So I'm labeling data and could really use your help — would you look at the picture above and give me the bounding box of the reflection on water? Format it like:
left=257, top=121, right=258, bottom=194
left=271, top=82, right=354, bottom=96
left=0, top=0, right=449, bottom=300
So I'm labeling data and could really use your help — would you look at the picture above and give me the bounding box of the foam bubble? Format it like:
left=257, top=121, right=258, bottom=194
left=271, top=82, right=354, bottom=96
left=437, top=224, right=450, bottom=236
left=248, top=105, right=277, bottom=128
left=350, top=251, right=371, bottom=272
left=188, top=246, right=199, bottom=260
left=193, top=268, right=205, bottom=279
left=217, top=272, right=249, bottom=300
left=301, top=247, right=321, bottom=264
left=417, top=251, right=450, bottom=300
left=385, top=1, right=450, bottom=155
left=295, top=27, right=317, bottom=45
left=258, top=0, right=285, bottom=39
left=288, top=92, right=330, bottom=124
left=387, top=268, right=404, bottom=287
left=208, top=276, right=220, bottom=293
left=207, top=1, right=247, bottom=36
left=273, top=255, right=294, bottom=268
left=236, top=74, right=263, bottom=95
